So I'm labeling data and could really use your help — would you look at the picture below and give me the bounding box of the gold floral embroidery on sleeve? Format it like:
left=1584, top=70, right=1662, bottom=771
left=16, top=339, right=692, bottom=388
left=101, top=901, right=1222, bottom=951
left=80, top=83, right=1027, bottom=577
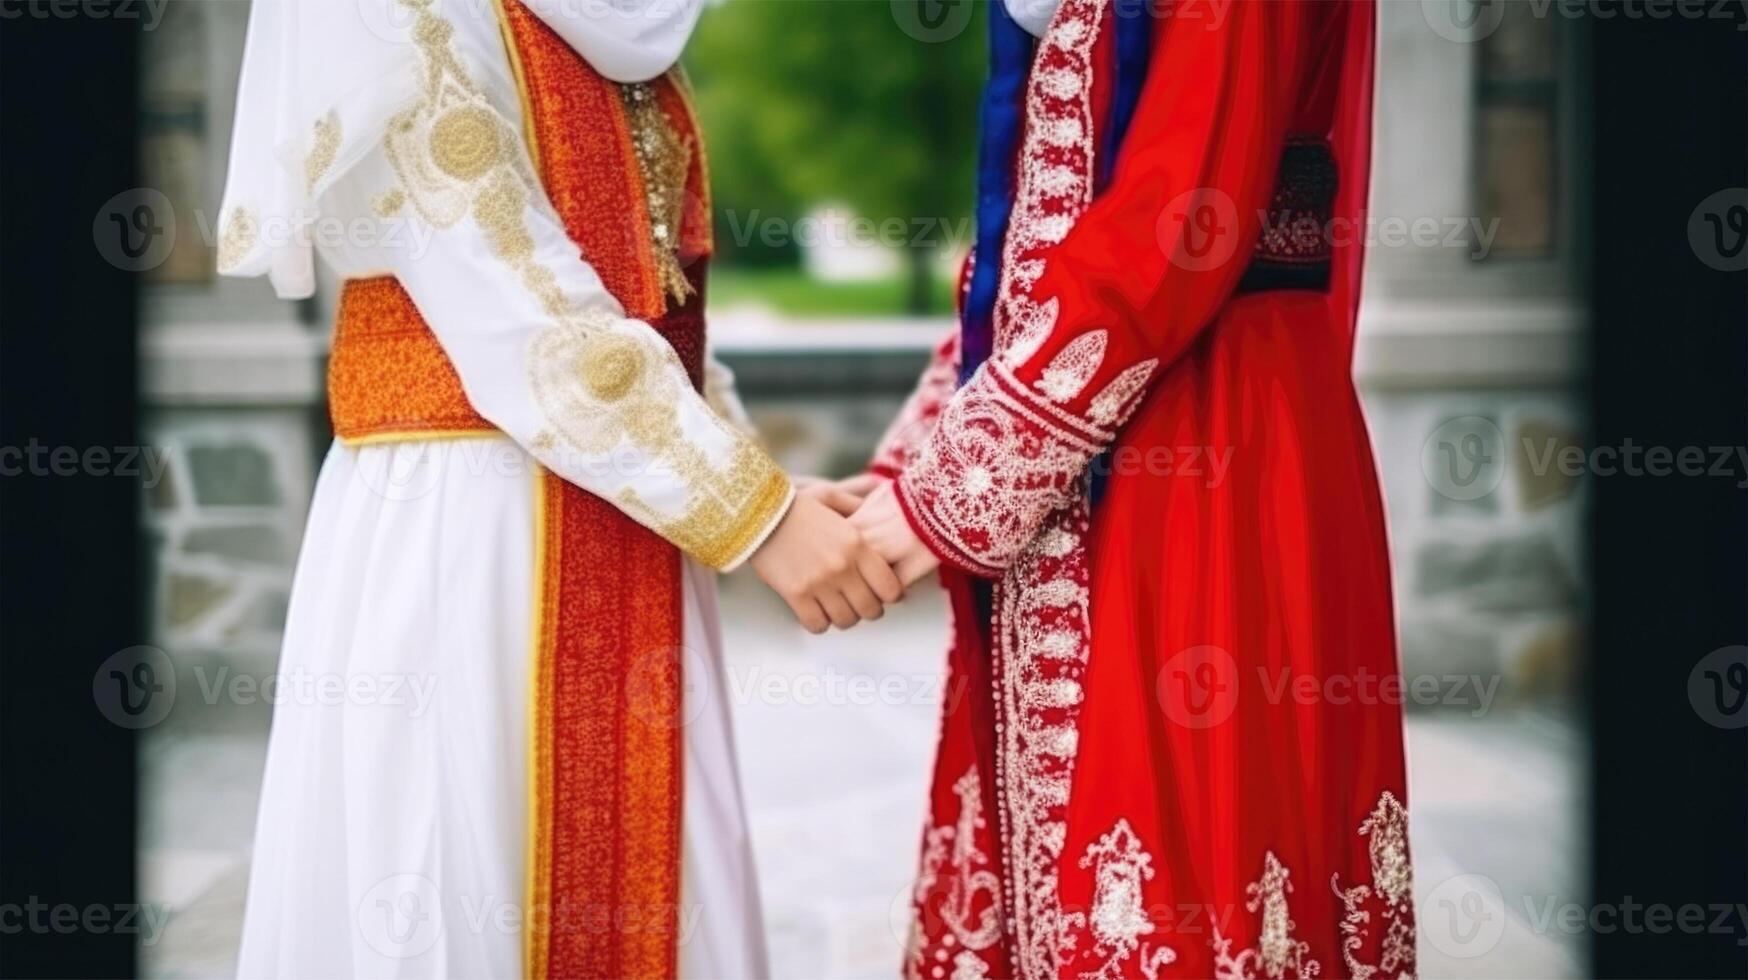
left=216, top=207, right=258, bottom=273
left=304, top=110, right=342, bottom=194
left=383, top=0, right=789, bottom=570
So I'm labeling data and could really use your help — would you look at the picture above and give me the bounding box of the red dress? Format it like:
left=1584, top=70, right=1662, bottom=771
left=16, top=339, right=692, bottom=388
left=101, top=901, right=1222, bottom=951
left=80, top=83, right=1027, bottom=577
left=872, top=2, right=1414, bottom=977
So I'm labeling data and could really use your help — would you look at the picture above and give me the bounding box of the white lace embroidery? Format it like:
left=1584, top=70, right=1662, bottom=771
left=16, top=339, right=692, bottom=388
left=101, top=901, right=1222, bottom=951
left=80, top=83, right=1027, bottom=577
left=1331, top=791, right=1416, bottom=980
left=992, top=0, right=1102, bottom=360
left=1036, top=330, right=1109, bottom=403
left=908, top=766, right=1004, bottom=980
left=1073, top=820, right=1178, bottom=980
left=899, top=363, right=1103, bottom=575
left=981, top=2, right=1107, bottom=974
left=1087, top=359, right=1159, bottom=428
left=992, top=499, right=1094, bottom=979
left=1213, top=852, right=1323, bottom=980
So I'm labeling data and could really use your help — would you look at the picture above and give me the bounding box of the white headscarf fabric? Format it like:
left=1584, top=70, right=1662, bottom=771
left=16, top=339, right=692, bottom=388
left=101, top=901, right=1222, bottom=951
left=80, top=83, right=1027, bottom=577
left=1004, top=0, right=1063, bottom=37
left=217, top=0, right=700, bottom=298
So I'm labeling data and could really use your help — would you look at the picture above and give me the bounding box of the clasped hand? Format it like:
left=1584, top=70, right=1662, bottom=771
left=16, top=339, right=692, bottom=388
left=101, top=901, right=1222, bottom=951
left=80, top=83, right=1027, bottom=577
left=747, top=474, right=939, bottom=633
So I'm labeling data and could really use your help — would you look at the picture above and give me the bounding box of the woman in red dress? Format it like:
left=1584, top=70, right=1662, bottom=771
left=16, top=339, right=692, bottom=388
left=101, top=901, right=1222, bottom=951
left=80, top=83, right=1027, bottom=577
left=850, top=1, right=1414, bottom=976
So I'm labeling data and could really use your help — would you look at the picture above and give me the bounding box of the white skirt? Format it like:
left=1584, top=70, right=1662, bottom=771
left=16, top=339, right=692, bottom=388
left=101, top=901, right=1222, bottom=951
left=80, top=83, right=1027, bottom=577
left=236, top=438, right=769, bottom=979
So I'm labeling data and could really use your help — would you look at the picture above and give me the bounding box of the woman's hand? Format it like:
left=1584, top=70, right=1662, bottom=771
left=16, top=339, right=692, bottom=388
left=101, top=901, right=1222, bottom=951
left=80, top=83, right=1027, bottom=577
left=849, top=481, right=939, bottom=587
left=749, top=492, right=904, bottom=633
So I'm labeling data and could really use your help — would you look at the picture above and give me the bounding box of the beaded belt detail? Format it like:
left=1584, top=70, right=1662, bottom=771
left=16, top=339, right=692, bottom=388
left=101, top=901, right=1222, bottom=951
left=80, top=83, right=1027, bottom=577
left=1238, top=136, right=1337, bottom=294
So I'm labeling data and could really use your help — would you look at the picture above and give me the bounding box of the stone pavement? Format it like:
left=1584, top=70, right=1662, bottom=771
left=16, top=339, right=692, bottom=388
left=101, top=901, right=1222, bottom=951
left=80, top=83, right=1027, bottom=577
left=141, top=573, right=1583, bottom=979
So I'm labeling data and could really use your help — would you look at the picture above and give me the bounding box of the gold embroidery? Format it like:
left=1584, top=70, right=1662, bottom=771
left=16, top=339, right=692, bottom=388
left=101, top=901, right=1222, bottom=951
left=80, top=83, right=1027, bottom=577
left=581, top=335, right=647, bottom=402
left=382, top=0, right=789, bottom=570
left=618, top=443, right=790, bottom=571
left=216, top=207, right=258, bottom=273
left=305, top=110, right=341, bottom=193
left=620, top=81, right=694, bottom=307
left=430, top=105, right=506, bottom=180
left=372, top=188, right=407, bottom=218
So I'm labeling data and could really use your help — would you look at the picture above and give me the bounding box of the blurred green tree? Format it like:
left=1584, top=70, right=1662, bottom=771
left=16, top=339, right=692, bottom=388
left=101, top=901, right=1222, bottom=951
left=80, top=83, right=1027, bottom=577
left=686, top=0, right=986, bottom=312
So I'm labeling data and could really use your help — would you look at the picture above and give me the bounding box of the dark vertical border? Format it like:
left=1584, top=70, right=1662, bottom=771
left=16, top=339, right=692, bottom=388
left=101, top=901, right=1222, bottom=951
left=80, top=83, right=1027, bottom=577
left=0, top=4, right=141, bottom=978
left=1590, top=4, right=1748, bottom=977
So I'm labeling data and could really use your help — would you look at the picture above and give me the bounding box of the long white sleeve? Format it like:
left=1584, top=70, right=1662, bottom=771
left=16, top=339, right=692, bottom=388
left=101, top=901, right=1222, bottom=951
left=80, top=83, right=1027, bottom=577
left=262, top=0, right=791, bottom=571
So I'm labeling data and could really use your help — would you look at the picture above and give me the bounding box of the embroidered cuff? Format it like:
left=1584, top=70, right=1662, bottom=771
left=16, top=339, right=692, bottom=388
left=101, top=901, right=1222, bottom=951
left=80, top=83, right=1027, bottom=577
left=895, top=361, right=1107, bottom=577
left=705, top=467, right=795, bottom=573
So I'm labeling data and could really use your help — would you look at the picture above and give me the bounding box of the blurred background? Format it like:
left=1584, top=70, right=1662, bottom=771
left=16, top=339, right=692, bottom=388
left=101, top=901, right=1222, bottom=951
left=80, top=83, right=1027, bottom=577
left=125, top=2, right=1593, bottom=977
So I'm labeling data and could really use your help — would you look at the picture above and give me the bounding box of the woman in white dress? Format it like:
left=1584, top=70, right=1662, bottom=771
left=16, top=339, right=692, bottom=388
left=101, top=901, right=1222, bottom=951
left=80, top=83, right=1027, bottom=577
left=216, top=1, right=902, bottom=976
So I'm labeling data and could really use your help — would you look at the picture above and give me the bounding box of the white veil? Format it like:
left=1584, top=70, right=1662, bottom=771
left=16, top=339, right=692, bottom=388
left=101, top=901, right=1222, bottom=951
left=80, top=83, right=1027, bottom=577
left=216, top=0, right=701, bottom=299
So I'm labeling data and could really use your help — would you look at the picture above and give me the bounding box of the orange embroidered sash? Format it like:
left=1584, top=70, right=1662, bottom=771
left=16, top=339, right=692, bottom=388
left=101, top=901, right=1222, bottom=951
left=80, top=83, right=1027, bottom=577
left=327, top=2, right=713, bottom=976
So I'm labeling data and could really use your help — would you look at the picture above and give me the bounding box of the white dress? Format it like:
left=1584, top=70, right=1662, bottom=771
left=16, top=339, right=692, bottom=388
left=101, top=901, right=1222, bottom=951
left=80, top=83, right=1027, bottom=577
left=235, top=439, right=769, bottom=979
left=216, top=2, right=788, bottom=976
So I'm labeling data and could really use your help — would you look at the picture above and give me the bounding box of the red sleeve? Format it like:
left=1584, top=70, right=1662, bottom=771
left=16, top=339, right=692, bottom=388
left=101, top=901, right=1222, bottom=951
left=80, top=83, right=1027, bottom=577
left=867, top=328, right=962, bottom=481
left=897, top=2, right=1310, bottom=578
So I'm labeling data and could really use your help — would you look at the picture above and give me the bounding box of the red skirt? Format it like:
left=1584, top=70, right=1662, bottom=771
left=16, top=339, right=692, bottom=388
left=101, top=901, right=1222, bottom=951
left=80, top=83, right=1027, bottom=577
left=909, top=290, right=1415, bottom=980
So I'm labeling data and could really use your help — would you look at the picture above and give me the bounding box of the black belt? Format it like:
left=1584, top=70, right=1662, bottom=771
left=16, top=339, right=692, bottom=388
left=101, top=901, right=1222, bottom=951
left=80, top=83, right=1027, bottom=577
left=1237, top=136, right=1337, bottom=294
